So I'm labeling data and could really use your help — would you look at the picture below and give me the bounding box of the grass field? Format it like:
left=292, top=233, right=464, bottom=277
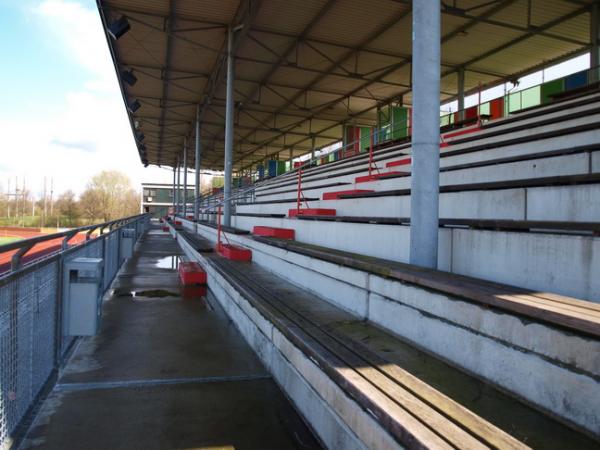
left=0, top=236, right=22, bottom=245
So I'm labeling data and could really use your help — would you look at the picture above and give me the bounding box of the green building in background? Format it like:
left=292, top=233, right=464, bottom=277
left=141, top=183, right=195, bottom=218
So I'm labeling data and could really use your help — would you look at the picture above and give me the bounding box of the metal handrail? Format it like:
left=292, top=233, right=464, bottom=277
left=0, top=213, right=149, bottom=272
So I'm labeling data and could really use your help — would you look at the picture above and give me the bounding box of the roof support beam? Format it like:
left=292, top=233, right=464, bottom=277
left=242, top=0, right=591, bottom=168
left=196, top=0, right=261, bottom=136
left=238, top=0, right=515, bottom=163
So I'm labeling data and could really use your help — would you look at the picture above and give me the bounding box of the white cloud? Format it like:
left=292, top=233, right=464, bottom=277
left=0, top=0, right=173, bottom=198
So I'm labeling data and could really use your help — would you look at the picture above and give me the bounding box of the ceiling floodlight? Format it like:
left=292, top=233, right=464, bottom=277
left=128, top=99, right=141, bottom=113
left=136, top=132, right=145, bottom=142
left=108, top=16, right=130, bottom=40
left=121, top=69, right=137, bottom=86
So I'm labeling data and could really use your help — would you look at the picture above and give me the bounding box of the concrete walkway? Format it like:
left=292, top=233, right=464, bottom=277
left=20, top=225, right=321, bottom=450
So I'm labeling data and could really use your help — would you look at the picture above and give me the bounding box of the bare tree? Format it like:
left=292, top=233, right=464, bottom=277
left=56, top=190, right=80, bottom=226
left=80, top=171, right=139, bottom=222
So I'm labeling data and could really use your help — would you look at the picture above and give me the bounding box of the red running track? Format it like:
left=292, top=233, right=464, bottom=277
left=0, top=232, right=87, bottom=275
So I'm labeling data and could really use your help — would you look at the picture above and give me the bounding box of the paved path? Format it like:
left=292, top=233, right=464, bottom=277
left=20, top=225, right=321, bottom=450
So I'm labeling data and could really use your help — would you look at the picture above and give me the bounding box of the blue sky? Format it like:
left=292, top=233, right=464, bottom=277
left=0, top=0, right=171, bottom=197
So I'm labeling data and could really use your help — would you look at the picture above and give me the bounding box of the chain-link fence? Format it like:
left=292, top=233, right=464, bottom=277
left=0, top=214, right=149, bottom=449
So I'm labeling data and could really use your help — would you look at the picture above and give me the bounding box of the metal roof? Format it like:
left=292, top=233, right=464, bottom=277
left=97, top=0, right=596, bottom=170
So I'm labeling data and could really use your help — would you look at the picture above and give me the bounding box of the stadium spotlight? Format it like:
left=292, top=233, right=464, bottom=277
left=121, top=69, right=137, bottom=86
left=128, top=99, right=141, bottom=113
left=108, top=16, right=130, bottom=40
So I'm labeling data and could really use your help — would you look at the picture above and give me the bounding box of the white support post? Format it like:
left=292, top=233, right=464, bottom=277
left=172, top=164, right=176, bottom=216
left=592, top=3, right=599, bottom=82
left=457, top=66, right=465, bottom=120
left=183, top=138, right=188, bottom=217
left=176, top=158, right=181, bottom=215
left=194, top=105, right=201, bottom=222
left=223, top=26, right=235, bottom=227
left=409, top=0, right=441, bottom=269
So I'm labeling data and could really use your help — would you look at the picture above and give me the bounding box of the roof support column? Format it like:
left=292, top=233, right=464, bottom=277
left=194, top=105, right=202, bottom=222
left=183, top=137, right=188, bottom=217
left=409, top=0, right=441, bottom=269
left=457, top=66, right=465, bottom=120
left=592, top=2, right=599, bottom=82
left=223, top=26, right=235, bottom=227
left=172, top=164, right=177, bottom=217
left=176, top=158, right=181, bottom=215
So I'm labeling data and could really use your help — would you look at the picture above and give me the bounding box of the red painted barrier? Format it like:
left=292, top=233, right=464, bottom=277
left=288, top=208, right=336, bottom=217
left=253, top=226, right=295, bottom=240
left=216, top=243, right=252, bottom=261
left=355, top=171, right=407, bottom=183
left=178, top=262, right=207, bottom=285
left=322, top=190, right=374, bottom=200
left=386, top=158, right=412, bottom=168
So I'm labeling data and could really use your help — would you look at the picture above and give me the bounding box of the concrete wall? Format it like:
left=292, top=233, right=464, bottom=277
left=239, top=183, right=600, bottom=222
left=227, top=214, right=600, bottom=302
left=178, top=221, right=600, bottom=435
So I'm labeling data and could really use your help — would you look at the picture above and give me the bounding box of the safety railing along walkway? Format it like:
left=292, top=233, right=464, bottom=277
left=0, top=213, right=149, bottom=450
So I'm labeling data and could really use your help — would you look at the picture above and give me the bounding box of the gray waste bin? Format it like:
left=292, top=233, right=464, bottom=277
left=64, top=257, right=103, bottom=336
left=120, top=228, right=135, bottom=261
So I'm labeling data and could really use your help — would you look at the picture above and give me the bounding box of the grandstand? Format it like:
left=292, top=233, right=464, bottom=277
left=2, top=1, right=599, bottom=449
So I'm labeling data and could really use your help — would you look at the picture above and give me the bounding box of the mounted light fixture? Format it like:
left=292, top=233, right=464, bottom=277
left=136, top=132, right=145, bottom=142
left=128, top=99, right=141, bottom=113
left=121, top=69, right=137, bottom=86
left=108, top=16, right=130, bottom=40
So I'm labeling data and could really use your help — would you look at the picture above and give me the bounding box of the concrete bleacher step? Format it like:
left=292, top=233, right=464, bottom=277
left=238, top=197, right=319, bottom=205
left=255, top=181, right=351, bottom=199
left=294, top=215, right=600, bottom=234
left=252, top=235, right=600, bottom=337
left=338, top=172, right=600, bottom=199
left=178, top=230, right=214, bottom=252
left=211, top=258, right=533, bottom=450
left=197, top=220, right=250, bottom=235
left=222, top=92, right=600, bottom=210
left=188, top=241, right=599, bottom=449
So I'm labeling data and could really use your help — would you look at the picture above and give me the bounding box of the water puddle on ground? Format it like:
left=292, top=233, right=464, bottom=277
left=113, top=286, right=209, bottom=305
left=155, top=255, right=180, bottom=269
left=114, top=288, right=179, bottom=298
